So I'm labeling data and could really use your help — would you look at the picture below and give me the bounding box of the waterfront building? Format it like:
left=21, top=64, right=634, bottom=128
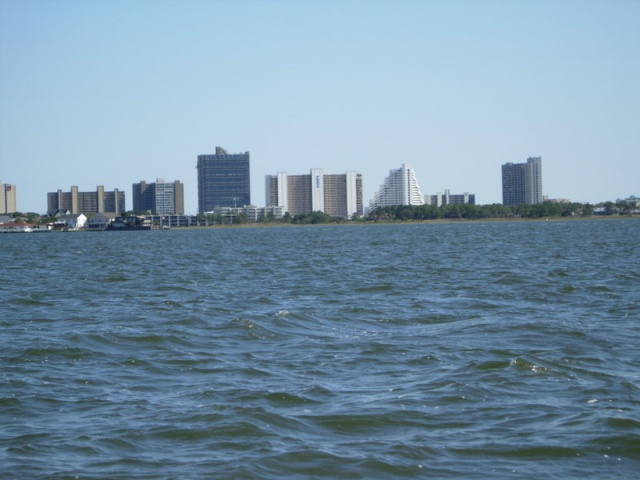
left=197, top=146, right=250, bottom=212
left=0, top=222, right=35, bottom=233
left=369, top=164, right=424, bottom=211
left=424, top=190, right=476, bottom=206
left=47, top=186, right=125, bottom=215
left=85, top=213, right=118, bottom=231
left=1, top=180, right=17, bottom=213
left=146, top=214, right=198, bottom=228
left=53, top=213, right=87, bottom=231
left=132, top=179, right=184, bottom=215
left=208, top=205, right=286, bottom=223
left=265, top=170, right=363, bottom=218
left=502, top=156, right=543, bottom=206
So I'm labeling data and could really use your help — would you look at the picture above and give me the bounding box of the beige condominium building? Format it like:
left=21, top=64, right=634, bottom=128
left=1, top=180, right=17, bottom=213
left=47, top=186, right=125, bottom=215
left=266, top=169, right=363, bottom=218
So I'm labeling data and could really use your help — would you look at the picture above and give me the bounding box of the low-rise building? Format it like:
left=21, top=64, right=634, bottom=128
left=207, top=205, right=285, bottom=223
left=54, top=213, right=87, bottom=231
left=424, top=189, right=476, bottom=206
left=86, top=213, right=118, bottom=231
left=0, top=222, right=35, bottom=233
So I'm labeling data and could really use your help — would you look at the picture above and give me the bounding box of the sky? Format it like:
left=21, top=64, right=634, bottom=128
left=1, top=0, right=638, bottom=214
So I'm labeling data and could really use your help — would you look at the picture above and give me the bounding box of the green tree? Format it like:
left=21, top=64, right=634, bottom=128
left=581, top=203, right=594, bottom=216
left=260, top=212, right=276, bottom=223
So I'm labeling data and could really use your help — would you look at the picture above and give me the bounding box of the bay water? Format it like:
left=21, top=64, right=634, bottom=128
left=2, top=219, right=639, bottom=479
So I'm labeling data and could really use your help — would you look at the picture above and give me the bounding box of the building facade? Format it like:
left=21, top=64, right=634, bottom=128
left=424, top=189, right=476, bottom=206
left=265, top=170, right=363, bottom=218
left=47, top=186, right=125, bottom=215
left=209, top=205, right=286, bottom=222
left=1, top=180, right=17, bottom=213
left=502, top=156, right=543, bottom=206
left=197, top=146, right=250, bottom=212
left=369, top=164, right=424, bottom=211
left=132, top=179, right=185, bottom=215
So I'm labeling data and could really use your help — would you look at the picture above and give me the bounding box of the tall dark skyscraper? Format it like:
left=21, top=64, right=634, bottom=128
left=502, top=156, right=543, bottom=206
left=197, top=147, right=251, bottom=212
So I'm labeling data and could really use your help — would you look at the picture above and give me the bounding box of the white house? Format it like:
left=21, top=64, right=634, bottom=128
left=55, top=213, right=87, bottom=230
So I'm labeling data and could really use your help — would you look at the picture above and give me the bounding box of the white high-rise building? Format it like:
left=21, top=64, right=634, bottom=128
left=369, top=164, right=424, bottom=210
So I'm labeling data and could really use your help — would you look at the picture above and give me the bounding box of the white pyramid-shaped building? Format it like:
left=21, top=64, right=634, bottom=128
left=369, top=164, right=424, bottom=210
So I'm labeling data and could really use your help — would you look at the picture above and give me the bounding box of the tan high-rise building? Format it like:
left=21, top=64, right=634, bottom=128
left=47, top=186, right=125, bottom=215
left=265, top=170, right=363, bottom=218
left=1, top=180, right=17, bottom=213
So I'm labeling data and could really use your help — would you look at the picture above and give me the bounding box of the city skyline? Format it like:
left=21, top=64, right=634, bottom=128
left=0, top=148, right=634, bottom=215
left=1, top=1, right=638, bottom=213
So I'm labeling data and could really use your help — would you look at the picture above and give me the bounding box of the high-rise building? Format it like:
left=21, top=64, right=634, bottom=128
left=502, top=156, right=543, bottom=206
left=132, top=179, right=185, bottom=215
left=197, top=146, right=250, bottom=212
left=47, top=186, right=125, bottom=215
left=1, top=180, right=17, bottom=213
left=369, top=164, right=424, bottom=211
left=424, top=189, right=476, bottom=206
left=265, top=170, right=363, bottom=218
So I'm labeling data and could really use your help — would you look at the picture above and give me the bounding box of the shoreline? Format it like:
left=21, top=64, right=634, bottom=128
left=173, top=214, right=639, bottom=230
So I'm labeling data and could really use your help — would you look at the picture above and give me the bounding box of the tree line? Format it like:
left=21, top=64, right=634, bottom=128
left=366, top=200, right=638, bottom=221
left=3, top=199, right=636, bottom=226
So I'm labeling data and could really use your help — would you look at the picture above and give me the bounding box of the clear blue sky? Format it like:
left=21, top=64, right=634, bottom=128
left=1, top=0, right=638, bottom=214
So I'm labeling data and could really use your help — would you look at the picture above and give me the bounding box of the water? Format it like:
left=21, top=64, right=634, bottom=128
left=2, top=219, right=639, bottom=479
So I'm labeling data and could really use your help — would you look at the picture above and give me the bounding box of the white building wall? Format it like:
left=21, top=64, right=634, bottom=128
left=277, top=172, right=288, bottom=212
left=369, top=164, right=424, bottom=210
left=345, top=171, right=358, bottom=218
left=525, top=156, right=543, bottom=204
left=401, top=166, right=410, bottom=205
left=404, top=164, right=424, bottom=205
left=311, top=168, right=324, bottom=212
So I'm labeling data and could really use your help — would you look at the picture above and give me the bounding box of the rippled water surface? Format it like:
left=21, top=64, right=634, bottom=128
left=2, top=219, right=639, bottom=479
